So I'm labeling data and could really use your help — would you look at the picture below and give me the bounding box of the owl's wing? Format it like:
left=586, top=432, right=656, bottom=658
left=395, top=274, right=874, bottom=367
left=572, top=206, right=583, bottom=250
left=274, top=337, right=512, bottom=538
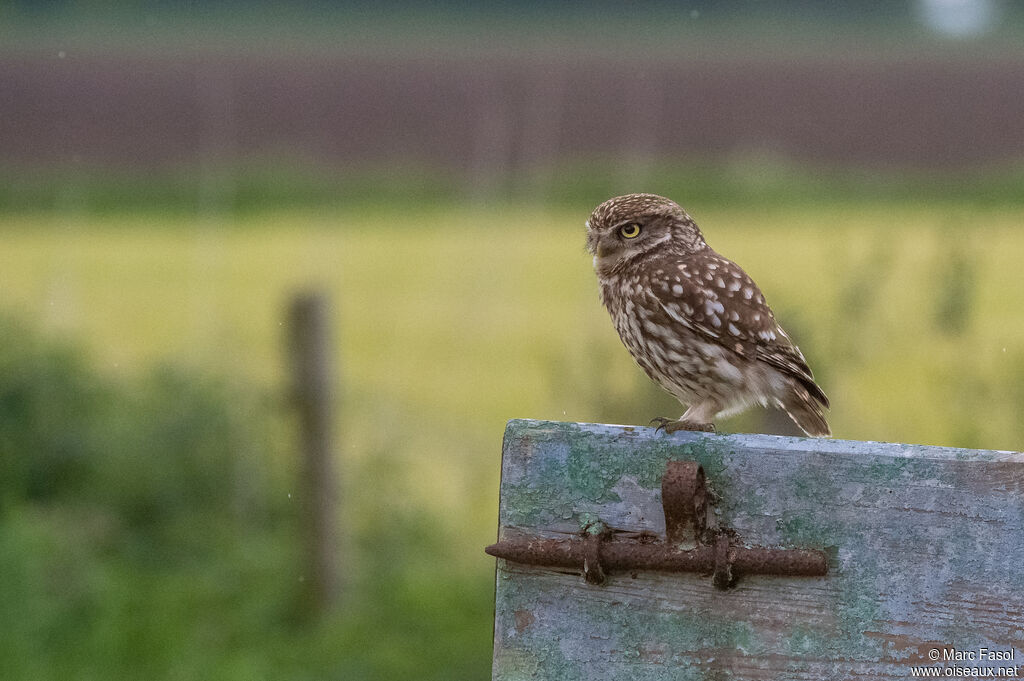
left=647, top=252, right=829, bottom=408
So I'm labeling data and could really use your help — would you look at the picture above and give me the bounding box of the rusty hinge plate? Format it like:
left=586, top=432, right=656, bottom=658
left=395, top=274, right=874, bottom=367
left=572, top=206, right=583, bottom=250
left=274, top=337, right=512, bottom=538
left=486, top=460, right=828, bottom=589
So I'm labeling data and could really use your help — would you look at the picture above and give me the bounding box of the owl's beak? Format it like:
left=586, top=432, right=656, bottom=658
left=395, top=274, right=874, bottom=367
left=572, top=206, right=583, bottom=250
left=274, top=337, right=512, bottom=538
left=596, top=240, right=618, bottom=259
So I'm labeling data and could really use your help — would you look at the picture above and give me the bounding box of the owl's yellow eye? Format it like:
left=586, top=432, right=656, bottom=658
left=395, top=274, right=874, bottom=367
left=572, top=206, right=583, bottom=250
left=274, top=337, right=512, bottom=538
left=620, top=223, right=642, bottom=238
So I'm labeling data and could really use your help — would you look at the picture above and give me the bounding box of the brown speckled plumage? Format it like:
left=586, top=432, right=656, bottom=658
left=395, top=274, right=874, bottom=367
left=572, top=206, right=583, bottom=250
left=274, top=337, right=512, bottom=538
left=586, top=193, right=830, bottom=436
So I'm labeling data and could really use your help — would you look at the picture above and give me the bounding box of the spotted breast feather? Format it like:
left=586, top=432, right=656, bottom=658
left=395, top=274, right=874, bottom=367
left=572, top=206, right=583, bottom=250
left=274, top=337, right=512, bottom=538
left=640, top=251, right=829, bottom=409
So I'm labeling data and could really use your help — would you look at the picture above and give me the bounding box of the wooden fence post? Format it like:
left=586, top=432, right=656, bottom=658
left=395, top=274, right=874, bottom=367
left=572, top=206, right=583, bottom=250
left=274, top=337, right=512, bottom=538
left=288, top=291, right=341, bottom=613
left=489, top=419, right=1024, bottom=680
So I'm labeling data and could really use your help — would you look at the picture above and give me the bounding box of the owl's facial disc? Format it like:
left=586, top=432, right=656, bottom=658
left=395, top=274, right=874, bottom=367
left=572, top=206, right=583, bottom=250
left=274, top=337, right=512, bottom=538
left=587, top=193, right=708, bottom=276
left=590, top=221, right=646, bottom=276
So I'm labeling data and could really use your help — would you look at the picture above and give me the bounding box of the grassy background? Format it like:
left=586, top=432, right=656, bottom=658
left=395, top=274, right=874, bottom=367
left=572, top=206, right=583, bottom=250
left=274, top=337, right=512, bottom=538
left=3, top=197, right=1024, bottom=680
left=5, top=202, right=1023, bottom=454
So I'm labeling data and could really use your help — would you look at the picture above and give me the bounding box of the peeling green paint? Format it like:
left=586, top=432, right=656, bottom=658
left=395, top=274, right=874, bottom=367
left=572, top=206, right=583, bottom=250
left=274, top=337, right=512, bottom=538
left=784, top=623, right=831, bottom=656
left=492, top=420, right=1024, bottom=680
left=501, top=421, right=736, bottom=529
left=777, top=513, right=836, bottom=547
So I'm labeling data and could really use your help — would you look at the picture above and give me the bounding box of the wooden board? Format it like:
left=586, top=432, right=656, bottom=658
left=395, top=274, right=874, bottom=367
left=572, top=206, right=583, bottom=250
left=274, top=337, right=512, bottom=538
left=491, top=419, right=1024, bottom=680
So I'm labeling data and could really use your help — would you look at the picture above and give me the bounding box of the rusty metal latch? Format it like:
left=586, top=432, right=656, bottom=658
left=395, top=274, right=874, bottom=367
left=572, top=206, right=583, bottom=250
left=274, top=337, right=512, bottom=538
left=486, top=460, right=828, bottom=589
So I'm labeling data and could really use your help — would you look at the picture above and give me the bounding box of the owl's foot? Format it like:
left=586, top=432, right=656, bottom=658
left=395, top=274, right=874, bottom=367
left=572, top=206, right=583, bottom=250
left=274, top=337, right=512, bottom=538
left=650, top=417, right=716, bottom=434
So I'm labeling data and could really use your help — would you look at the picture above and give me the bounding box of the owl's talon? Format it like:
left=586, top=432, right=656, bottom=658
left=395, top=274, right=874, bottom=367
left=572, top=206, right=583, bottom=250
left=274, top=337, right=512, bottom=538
left=651, top=418, right=715, bottom=434
left=650, top=417, right=671, bottom=432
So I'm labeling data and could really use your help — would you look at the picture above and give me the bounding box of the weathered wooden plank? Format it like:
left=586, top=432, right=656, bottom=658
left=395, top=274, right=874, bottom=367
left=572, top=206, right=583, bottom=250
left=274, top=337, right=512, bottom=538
left=491, top=420, right=1024, bottom=680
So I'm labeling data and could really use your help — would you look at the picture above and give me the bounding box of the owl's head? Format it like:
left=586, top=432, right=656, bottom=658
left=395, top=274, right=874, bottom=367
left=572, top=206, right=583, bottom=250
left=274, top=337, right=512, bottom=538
left=586, top=193, right=705, bottom=276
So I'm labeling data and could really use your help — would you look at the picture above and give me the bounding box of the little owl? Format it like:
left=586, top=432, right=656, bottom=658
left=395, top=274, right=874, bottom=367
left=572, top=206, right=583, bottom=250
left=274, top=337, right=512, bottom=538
left=586, top=193, right=830, bottom=436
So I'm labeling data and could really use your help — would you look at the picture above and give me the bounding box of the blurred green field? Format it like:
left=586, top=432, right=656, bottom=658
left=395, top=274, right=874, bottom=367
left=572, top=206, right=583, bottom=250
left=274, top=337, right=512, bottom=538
left=5, top=203, right=1023, bottom=453
left=2, top=200, right=1023, bottom=679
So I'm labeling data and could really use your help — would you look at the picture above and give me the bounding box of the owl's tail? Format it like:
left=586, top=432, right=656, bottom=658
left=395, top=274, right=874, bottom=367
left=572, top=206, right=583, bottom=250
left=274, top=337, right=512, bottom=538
left=780, top=385, right=831, bottom=438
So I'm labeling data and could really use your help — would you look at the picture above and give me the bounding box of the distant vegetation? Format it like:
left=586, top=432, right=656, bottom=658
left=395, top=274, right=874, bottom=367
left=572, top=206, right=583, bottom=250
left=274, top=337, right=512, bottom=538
left=0, top=317, right=490, bottom=681
left=3, top=1, right=1024, bottom=50
left=3, top=161, right=1024, bottom=215
left=3, top=192, right=1023, bottom=679
left=6, top=181, right=1024, bottom=681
